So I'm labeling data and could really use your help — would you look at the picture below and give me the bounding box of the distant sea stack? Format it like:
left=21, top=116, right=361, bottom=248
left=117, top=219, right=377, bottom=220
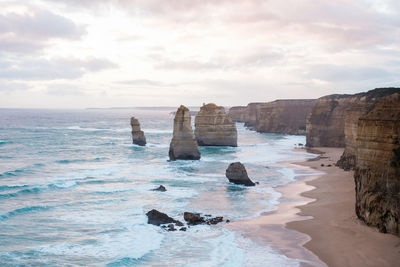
left=194, top=103, right=237, bottom=147
left=306, top=88, right=399, bottom=149
left=130, top=117, right=146, bottom=146
left=169, top=105, right=201, bottom=161
left=354, top=93, right=400, bottom=236
left=228, top=100, right=315, bottom=135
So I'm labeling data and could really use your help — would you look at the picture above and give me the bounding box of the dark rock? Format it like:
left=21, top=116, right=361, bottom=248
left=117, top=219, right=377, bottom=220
left=146, top=209, right=182, bottom=226
left=226, top=219, right=230, bottom=223
left=179, top=227, right=187, bottom=231
left=175, top=221, right=184, bottom=227
left=225, top=162, right=255, bottom=186
left=151, top=185, right=166, bottom=192
left=184, top=212, right=205, bottom=225
left=206, top=216, right=223, bottom=225
left=321, top=164, right=325, bottom=167
left=327, top=164, right=332, bottom=167
left=167, top=224, right=176, bottom=231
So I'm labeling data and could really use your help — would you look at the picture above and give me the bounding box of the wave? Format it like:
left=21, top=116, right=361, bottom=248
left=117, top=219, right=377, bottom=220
left=55, top=157, right=108, bottom=164
left=0, top=169, right=25, bottom=177
left=0, top=140, right=12, bottom=146
left=0, top=185, right=29, bottom=191
left=0, top=205, right=51, bottom=221
left=142, top=129, right=172, bottom=134
left=0, top=187, right=42, bottom=199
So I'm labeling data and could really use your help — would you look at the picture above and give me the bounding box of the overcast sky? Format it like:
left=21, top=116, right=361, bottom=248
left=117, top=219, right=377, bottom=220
left=0, top=0, right=399, bottom=108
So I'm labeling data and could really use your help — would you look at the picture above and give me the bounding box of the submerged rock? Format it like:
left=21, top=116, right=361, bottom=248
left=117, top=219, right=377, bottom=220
left=183, top=212, right=224, bottom=226
left=146, top=209, right=182, bottom=226
left=169, top=105, right=201, bottom=161
left=151, top=185, right=166, bottom=192
left=225, top=162, right=255, bottom=186
left=130, top=117, right=146, bottom=146
left=194, top=103, right=237, bottom=147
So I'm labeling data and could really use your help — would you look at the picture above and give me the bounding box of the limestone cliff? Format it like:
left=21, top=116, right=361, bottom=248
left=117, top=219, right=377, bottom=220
left=169, top=105, right=201, bottom=161
left=228, top=100, right=315, bottom=135
left=254, top=100, right=315, bottom=135
left=354, top=93, right=400, bottom=236
left=194, top=103, right=237, bottom=147
left=307, top=88, right=399, bottom=148
left=337, top=88, right=400, bottom=170
left=227, top=106, right=247, bottom=122
left=130, top=117, right=146, bottom=146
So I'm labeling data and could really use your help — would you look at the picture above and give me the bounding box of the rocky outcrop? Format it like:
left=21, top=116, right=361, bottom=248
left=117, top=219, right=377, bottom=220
left=354, top=93, right=400, bottom=236
left=227, top=106, right=247, bottom=122
left=183, top=212, right=224, bottom=225
left=337, top=88, right=400, bottom=170
left=169, top=105, right=201, bottom=161
left=228, top=100, right=315, bottom=135
left=306, top=88, right=399, bottom=148
left=130, top=117, right=146, bottom=146
left=225, top=162, right=255, bottom=186
left=146, top=209, right=183, bottom=226
left=194, top=103, right=237, bottom=147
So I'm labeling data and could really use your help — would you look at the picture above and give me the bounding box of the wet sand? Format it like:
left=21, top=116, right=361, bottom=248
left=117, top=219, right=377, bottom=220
left=228, top=147, right=400, bottom=267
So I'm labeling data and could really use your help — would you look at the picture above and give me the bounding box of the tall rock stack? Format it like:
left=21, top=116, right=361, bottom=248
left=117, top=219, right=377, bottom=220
left=169, top=105, right=201, bottom=161
left=130, top=117, right=146, bottom=146
left=194, top=103, right=237, bottom=147
left=354, top=93, right=400, bottom=236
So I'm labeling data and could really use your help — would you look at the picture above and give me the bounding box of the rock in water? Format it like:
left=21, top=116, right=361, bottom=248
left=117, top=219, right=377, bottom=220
left=151, top=185, right=166, bottom=192
left=146, top=209, right=182, bottom=226
left=354, top=93, right=400, bottom=236
left=130, top=117, right=146, bottom=146
left=169, top=105, right=201, bottom=161
left=225, top=162, right=255, bottom=186
left=194, top=103, right=237, bottom=147
left=183, top=212, right=205, bottom=225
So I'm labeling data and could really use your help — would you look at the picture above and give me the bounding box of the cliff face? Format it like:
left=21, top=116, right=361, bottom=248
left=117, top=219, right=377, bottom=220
left=228, top=100, right=315, bottom=135
left=337, top=88, right=400, bottom=170
left=130, top=117, right=146, bottom=146
left=194, top=103, right=237, bottom=147
left=227, top=106, right=247, bottom=122
left=255, top=100, right=316, bottom=135
left=354, top=93, right=400, bottom=236
left=307, top=88, right=400, bottom=148
left=169, top=105, right=201, bottom=161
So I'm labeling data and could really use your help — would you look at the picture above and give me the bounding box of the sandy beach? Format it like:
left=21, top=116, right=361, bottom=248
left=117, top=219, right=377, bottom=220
left=229, top=147, right=400, bottom=267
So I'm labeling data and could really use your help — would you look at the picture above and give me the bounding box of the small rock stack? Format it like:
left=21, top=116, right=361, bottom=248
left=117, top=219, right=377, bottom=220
left=130, top=117, right=146, bottom=146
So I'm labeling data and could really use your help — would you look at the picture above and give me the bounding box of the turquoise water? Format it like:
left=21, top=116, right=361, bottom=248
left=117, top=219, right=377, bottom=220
left=0, top=108, right=315, bottom=266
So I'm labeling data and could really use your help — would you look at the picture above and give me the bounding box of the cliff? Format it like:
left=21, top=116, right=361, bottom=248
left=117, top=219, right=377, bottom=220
left=254, top=100, right=316, bottom=135
left=130, top=117, right=146, bottom=146
left=227, top=100, right=315, bottom=135
left=337, top=88, right=400, bottom=170
left=354, top=93, right=400, bottom=236
left=194, top=103, right=237, bottom=147
left=306, top=88, right=400, bottom=148
left=227, top=106, right=247, bottom=122
left=169, top=105, right=201, bottom=161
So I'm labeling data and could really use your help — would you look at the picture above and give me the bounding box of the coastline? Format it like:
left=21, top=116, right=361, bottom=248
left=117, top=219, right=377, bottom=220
left=228, top=147, right=400, bottom=267
left=287, top=147, right=400, bottom=267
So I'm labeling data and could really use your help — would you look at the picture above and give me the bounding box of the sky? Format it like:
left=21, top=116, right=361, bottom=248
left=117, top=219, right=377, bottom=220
left=0, top=0, right=399, bottom=108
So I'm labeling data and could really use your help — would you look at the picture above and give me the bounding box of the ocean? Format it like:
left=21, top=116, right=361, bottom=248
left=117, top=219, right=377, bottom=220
left=0, top=108, right=317, bottom=266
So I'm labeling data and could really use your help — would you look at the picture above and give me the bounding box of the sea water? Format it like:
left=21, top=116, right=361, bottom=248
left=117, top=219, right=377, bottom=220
left=0, top=108, right=316, bottom=266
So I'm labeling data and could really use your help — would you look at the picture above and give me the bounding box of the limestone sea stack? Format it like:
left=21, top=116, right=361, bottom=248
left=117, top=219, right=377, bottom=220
left=354, top=93, right=400, bottom=236
left=225, top=162, right=255, bottom=186
left=194, top=103, right=237, bottom=147
left=169, top=105, right=201, bottom=161
left=130, top=117, right=146, bottom=146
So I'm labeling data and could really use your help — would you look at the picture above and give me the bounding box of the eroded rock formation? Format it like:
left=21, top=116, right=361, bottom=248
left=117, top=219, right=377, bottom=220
left=225, top=162, right=255, bottom=186
left=228, top=100, right=315, bottom=135
left=169, top=105, right=201, bottom=161
left=354, top=93, right=400, bottom=236
left=194, top=103, right=237, bottom=147
left=130, top=117, right=146, bottom=146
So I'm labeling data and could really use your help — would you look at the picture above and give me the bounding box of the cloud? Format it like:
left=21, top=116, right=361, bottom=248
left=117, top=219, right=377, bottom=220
left=0, top=6, right=86, bottom=54
left=0, top=81, right=29, bottom=91
left=0, top=57, right=117, bottom=80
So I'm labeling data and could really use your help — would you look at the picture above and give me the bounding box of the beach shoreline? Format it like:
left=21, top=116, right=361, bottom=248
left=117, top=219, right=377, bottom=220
left=228, top=147, right=400, bottom=267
